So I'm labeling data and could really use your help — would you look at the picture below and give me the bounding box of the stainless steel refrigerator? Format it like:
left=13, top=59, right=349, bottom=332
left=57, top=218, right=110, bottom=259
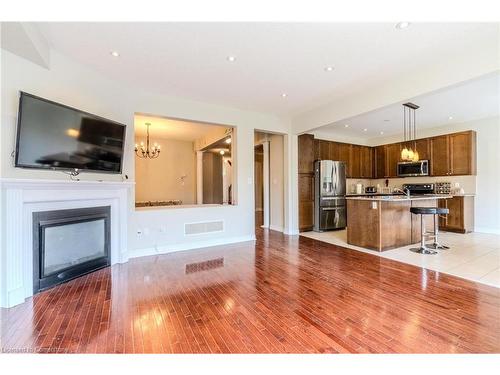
left=313, top=160, right=347, bottom=232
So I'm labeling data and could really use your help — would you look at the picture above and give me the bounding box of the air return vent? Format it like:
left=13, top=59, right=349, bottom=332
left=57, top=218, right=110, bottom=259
left=184, top=220, right=224, bottom=235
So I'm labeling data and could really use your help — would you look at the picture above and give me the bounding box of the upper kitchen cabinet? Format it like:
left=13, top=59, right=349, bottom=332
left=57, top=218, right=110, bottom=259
left=330, top=142, right=352, bottom=176
left=385, top=143, right=401, bottom=178
left=450, top=131, right=476, bottom=175
left=414, top=138, right=430, bottom=162
left=351, top=145, right=373, bottom=178
left=430, top=131, right=476, bottom=176
left=374, top=145, right=387, bottom=178
left=298, top=134, right=315, bottom=173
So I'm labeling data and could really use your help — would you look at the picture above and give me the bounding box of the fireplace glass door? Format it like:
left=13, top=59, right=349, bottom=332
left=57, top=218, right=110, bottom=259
left=33, top=206, right=111, bottom=293
left=43, top=219, right=106, bottom=276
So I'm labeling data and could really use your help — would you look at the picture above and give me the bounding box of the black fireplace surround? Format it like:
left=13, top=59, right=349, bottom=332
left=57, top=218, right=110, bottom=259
left=33, top=206, right=111, bottom=293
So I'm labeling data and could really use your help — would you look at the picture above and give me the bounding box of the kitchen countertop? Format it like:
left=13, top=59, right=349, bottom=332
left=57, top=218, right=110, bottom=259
left=346, top=194, right=452, bottom=201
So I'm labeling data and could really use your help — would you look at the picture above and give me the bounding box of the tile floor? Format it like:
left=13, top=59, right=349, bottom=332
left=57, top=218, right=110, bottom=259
left=300, top=229, right=500, bottom=288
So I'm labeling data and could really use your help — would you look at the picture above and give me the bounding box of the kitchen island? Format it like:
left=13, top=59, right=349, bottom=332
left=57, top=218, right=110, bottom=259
left=346, top=195, right=451, bottom=251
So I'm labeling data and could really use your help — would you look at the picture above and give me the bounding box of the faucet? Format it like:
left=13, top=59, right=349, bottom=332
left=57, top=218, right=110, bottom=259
left=394, top=187, right=411, bottom=199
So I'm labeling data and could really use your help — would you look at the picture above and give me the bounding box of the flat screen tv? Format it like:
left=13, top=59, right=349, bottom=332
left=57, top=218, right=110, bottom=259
left=15, top=92, right=126, bottom=174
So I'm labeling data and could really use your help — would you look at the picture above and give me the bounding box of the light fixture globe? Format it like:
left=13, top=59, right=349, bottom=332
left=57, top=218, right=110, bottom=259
left=401, top=147, right=409, bottom=161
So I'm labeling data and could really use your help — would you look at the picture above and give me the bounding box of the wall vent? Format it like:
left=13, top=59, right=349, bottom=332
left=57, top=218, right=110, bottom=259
left=185, top=220, right=224, bottom=235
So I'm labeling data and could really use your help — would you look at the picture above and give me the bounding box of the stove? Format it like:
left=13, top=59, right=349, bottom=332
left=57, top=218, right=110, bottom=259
left=402, top=183, right=435, bottom=195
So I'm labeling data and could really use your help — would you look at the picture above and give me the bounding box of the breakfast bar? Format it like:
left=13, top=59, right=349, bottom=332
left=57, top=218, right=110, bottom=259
left=346, top=195, right=452, bottom=251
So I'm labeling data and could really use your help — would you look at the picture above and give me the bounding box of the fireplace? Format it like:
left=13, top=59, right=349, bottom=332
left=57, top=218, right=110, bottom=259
left=32, top=206, right=111, bottom=293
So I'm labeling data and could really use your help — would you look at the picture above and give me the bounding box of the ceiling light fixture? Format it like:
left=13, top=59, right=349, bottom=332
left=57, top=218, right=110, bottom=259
left=110, top=51, right=120, bottom=57
left=448, top=116, right=453, bottom=120
left=220, top=150, right=225, bottom=155
left=344, top=124, right=349, bottom=128
left=363, top=128, right=368, bottom=132
left=380, top=131, right=384, bottom=135
left=226, top=55, right=236, bottom=62
left=225, top=138, right=231, bottom=144
left=400, top=102, right=420, bottom=162
left=135, top=122, right=161, bottom=159
left=324, top=66, right=334, bottom=72
left=281, top=93, right=287, bottom=98
left=395, top=22, right=411, bottom=29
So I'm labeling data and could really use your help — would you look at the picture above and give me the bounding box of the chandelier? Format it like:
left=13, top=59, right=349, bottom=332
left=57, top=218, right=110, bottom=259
left=135, top=122, right=161, bottom=159
left=401, top=102, right=420, bottom=162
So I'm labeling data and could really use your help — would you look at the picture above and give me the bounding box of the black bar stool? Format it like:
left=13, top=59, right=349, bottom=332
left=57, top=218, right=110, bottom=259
left=409, top=207, right=450, bottom=254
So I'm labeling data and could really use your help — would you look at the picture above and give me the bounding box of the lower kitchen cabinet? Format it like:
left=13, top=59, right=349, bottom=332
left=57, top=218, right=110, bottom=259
left=438, top=196, right=474, bottom=233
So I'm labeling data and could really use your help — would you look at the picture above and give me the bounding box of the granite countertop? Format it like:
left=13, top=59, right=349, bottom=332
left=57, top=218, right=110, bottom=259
left=346, top=194, right=453, bottom=201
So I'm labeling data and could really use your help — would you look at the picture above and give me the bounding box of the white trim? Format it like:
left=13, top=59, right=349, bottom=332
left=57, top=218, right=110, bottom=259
left=128, top=235, right=256, bottom=259
left=262, top=141, right=270, bottom=228
left=0, top=178, right=130, bottom=308
left=269, top=225, right=284, bottom=233
left=474, top=227, right=500, bottom=235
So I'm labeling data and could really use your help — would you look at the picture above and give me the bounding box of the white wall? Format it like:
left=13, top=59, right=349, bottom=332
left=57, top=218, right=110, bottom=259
left=1, top=49, right=294, bottom=255
left=134, top=136, right=196, bottom=204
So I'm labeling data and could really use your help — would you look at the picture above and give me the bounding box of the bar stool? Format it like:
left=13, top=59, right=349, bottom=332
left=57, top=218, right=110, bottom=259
left=409, top=207, right=450, bottom=254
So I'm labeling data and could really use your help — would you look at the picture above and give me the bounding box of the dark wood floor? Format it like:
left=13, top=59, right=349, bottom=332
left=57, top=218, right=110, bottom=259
left=1, top=229, right=499, bottom=353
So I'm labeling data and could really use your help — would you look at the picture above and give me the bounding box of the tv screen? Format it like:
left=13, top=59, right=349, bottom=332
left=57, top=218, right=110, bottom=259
left=15, top=92, right=126, bottom=174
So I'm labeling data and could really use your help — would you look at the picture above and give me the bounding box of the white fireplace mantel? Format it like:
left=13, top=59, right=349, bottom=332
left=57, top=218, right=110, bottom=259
left=0, top=178, right=133, bottom=308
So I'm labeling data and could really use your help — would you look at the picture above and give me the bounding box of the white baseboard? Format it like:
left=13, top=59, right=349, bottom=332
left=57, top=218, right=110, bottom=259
left=128, top=235, right=256, bottom=260
left=474, top=227, right=500, bottom=235
left=269, top=225, right=284, bottom=233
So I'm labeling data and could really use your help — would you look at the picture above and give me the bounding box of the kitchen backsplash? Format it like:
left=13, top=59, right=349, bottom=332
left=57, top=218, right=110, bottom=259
left=346, top=175, right=476, bottom=195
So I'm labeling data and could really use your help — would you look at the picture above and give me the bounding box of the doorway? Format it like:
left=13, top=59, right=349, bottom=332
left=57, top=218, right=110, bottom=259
left=254, top=131, right=284, bottom=232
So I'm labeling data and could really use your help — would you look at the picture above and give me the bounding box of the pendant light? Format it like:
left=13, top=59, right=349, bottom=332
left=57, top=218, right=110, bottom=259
left=400, top=102, right=420, bottom=162
left=135, top=122, right=161, bottom=159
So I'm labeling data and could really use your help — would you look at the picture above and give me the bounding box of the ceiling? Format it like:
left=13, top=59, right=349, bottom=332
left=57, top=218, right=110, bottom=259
left=314, top=73, right=500, bottom=140
left=134, top=114, right=230, bottom=142
left=35, top=22, right=499, bottom=115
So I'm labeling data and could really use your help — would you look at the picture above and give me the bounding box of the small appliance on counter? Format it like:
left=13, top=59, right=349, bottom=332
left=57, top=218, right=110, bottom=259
left=356, top=183, right=364, bottom=194
left=365, top=186, right=377, bottom=194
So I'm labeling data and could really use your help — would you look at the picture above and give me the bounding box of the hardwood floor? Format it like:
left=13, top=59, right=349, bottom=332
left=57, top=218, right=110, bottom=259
left=1, top=229, right=499, bottom=353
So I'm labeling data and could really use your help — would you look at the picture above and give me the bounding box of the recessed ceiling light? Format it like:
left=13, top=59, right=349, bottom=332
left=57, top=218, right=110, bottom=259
left=110, top=51, right=120, bottom=57
left=281, top=93, right=287, bottom=98
left=380, top=131, right=384, bottom=135
left=448, top=116, right=453, bottom=120
left=226, top=55, right=236, bottom=62
left=395, top=22, right=411, bottom=29
left=344, top=124, right=349, bottom=128
left=363, top=128, right=368, bottom=132
left=324, top=66, right=334, bottom=72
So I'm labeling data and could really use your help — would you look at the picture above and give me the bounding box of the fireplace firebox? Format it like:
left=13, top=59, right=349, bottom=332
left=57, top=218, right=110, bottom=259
left=33, top=206, right=111, bottom=293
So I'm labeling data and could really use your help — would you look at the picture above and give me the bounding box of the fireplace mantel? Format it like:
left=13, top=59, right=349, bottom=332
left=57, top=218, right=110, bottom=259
left=0, top=178, right=133, bottom=307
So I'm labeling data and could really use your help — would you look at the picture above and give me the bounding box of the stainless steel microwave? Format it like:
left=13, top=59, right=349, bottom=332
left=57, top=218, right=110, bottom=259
left=397, top=160, right=429, bottom=177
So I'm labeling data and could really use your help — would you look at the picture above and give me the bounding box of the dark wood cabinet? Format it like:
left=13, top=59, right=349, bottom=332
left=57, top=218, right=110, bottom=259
left=360, top=146, right=373, bottom=178
left=385, top=143, right=401, bottom=178
left=350, top=145, right=362, bottom=178
left=374, top=145, right=387, bottom=178
left=414, top=138, right=430, bottom=162
left=438, top=196, right=474, bottom=233
left=431, top=131, right=476, bottom=176
left=298, top=134, right=315, bottom=173
left=430, top=135, right=450, bottom=176
left=298, top=134, right=316, bottom=232
left=450, top=131, right=476, bottom=176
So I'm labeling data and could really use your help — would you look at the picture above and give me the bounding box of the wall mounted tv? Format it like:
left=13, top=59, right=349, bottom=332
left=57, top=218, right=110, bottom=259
left=15, top=92, right=126, bottom=174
